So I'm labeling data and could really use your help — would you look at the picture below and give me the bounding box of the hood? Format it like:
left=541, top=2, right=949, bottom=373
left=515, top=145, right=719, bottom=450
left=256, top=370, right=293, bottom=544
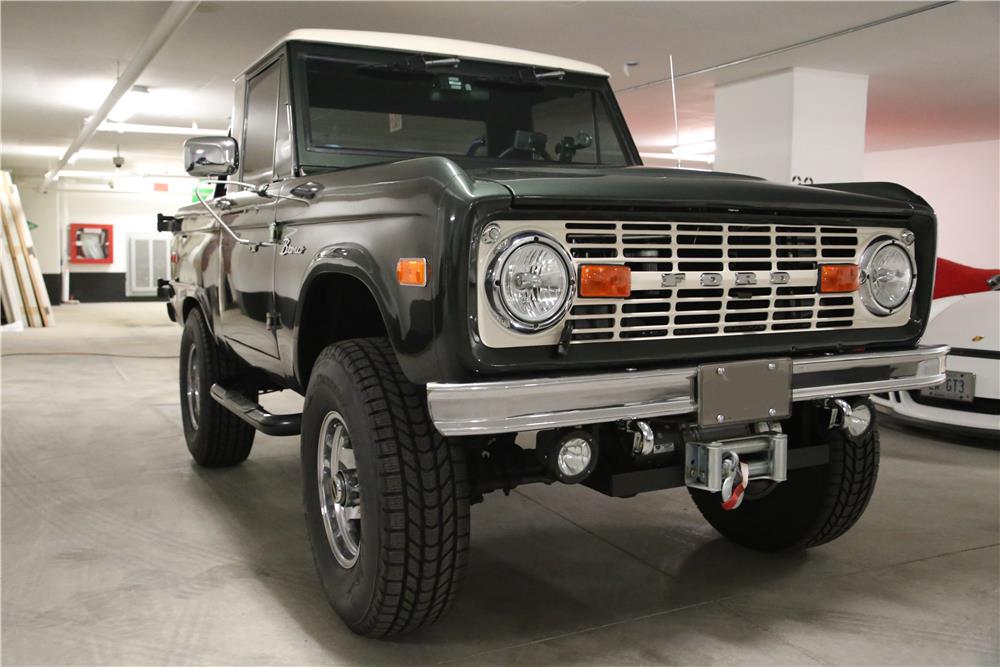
left=467, top=165, right=920, bottom=217
left=923, top=291, right=1000, bottom=352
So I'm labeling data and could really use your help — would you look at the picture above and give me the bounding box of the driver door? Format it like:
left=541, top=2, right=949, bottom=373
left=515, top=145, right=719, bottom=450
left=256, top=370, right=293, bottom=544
left=218, top=59, right=282, bottom=359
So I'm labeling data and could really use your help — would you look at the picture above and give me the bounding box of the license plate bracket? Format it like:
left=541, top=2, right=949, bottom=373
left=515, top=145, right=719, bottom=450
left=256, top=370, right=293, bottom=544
left=698, top=358, right=792, bottom=427
left=920, top=370, right=975, bottom=403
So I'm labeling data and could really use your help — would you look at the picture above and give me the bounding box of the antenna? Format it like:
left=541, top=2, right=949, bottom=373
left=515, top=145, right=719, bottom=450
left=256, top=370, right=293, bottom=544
left=669, top=54, right=680, bottom=168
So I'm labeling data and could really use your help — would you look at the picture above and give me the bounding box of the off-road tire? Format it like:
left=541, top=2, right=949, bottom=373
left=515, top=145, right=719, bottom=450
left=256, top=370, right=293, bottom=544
left=301, top=338, right=470, bottom=637
left=179, top=308, right=255, bottom=467
left=689, top=403, right=879, bottom=551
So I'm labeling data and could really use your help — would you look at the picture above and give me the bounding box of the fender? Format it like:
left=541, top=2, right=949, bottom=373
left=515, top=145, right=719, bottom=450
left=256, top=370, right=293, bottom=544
left=291, top=242, right=437, bottom=389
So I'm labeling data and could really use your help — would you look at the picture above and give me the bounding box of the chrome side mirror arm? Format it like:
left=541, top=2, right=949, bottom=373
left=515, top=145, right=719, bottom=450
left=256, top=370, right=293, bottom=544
left=193, top=179, right=309, bottom=252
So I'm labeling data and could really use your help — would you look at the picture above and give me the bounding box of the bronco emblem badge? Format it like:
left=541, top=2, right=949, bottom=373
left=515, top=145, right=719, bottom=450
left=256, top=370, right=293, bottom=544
left=280, top=237, right=306, bottom=255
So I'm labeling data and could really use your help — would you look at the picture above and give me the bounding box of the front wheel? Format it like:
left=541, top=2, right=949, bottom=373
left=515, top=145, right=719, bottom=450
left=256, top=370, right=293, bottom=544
left=301, top=338, right=470, bottom=637
left=179, top=309, right=255, bottom=467
left=689, top=402, right=880, bottom=551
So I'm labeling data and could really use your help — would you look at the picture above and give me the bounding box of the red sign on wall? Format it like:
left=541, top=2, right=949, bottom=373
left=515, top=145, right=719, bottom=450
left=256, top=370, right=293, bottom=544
left=69, top=223, right=113, bottom=264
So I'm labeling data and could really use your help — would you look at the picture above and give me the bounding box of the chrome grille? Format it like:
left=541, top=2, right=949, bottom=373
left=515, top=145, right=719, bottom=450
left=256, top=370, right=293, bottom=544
left=564, top=221, right=865, bottom=344
left=475, top=219, right=913, bottom=350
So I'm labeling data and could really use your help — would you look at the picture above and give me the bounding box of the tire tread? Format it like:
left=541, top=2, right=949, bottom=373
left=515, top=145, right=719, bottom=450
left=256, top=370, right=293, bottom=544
left=181, top=309, right=254, bottom=467
left=315, top=338, right=469, bottom=636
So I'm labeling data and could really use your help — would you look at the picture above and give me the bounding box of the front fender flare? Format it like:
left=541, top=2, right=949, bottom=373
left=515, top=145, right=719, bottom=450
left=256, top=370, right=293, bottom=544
left=293, top=243, right=435, bottom=386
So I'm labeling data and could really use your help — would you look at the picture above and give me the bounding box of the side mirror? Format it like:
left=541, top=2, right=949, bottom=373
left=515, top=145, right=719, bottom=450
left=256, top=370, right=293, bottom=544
left=183, top=136, right=238, bottom=177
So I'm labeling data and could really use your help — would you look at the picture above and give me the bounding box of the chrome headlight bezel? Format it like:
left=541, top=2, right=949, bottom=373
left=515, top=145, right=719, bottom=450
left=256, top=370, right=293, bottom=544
left=485, top=232, right=576, bottom=333
left=858, top=237, right=917, bottom=316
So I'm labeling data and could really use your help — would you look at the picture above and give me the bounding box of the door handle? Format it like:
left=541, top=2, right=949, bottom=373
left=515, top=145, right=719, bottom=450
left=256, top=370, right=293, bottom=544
left=290, top=182, right=324, bottom=199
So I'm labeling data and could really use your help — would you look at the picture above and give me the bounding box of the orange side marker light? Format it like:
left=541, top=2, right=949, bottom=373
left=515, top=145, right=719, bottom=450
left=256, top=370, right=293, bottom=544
left=819, top=264, right=860, bottom=293
left=579, top=264, right=631, bottom=298
left=397, top=258, right=428, bottom=287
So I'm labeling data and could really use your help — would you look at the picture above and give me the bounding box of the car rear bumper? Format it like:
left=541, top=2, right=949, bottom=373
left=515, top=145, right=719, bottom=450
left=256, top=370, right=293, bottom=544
left=427, top=344, right=950, bottom=436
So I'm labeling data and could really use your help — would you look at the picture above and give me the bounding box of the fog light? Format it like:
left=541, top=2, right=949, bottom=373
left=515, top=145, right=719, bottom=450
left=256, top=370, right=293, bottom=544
left=557, top=437, right=592, bottom=476
left=540, top=430, right=598, bottom=484
left=845, top=402, right=873, bottom=438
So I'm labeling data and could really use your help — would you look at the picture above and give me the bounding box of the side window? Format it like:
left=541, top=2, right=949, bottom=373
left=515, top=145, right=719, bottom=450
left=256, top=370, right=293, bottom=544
left=242, top=62, right=280, bottom=186
left=274, top=63, right=293, bottom=178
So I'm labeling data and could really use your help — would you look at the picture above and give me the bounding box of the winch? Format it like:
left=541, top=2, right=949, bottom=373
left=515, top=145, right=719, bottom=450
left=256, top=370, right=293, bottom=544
left=683, top=423, right=788, bottom=497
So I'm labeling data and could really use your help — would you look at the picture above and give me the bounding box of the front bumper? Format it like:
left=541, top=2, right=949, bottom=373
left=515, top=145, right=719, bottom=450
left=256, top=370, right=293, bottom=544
left=427, top=345, right=949, bottom=436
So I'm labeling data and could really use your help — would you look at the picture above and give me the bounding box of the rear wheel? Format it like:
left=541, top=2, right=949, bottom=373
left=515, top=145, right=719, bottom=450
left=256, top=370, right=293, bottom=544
left=179, top=309, right=255, bottom=467
left=301, top=338, right=470, bottom=637
left=689, top=402, right=880, bottom=551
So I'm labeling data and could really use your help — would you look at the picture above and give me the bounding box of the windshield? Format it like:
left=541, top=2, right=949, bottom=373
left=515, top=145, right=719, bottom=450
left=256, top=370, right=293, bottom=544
left=298, top=53, right=631, bottom=167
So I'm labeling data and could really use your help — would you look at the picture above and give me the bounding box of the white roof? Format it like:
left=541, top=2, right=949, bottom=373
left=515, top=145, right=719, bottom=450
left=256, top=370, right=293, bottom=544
left=259, top=29, right=609, bottom=77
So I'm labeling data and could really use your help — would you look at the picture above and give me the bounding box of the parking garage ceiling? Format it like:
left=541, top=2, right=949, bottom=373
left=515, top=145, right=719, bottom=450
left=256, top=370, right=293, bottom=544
left=2, top=1, right=997, bottom=176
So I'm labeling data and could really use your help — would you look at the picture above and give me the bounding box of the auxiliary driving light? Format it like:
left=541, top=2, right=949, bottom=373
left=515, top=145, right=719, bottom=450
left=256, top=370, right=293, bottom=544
left=541, top=430, right=598, bottom=484
left=844, top=401, right=874, bottom=439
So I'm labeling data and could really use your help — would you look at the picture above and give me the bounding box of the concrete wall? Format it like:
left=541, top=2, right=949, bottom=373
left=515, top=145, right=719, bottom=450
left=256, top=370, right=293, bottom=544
left=14, top=177, right=192, bottom=301
left=863, top=139, right=1000, bottom=268
left=714, top=70, right=794, bottom=182
left=715, top=68, right=868, bottom=184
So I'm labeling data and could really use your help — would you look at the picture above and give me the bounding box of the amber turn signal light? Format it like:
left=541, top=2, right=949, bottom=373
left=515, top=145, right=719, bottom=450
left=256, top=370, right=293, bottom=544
left=397, top=258, right=428, bottom=287
left=819, top=264, right=860, bottom=293
left=579, top=264, right=631, bottom=298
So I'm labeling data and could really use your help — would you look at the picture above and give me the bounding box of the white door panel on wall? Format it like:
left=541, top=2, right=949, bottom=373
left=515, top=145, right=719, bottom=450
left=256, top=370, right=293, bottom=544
left=127, top=234, right=170, bottom=296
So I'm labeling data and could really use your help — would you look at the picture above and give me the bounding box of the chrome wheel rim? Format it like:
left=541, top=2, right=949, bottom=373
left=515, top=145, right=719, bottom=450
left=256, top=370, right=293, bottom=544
left=317, top=411, right=361, bottom=569
left=186, top=345, right=200, bottom=429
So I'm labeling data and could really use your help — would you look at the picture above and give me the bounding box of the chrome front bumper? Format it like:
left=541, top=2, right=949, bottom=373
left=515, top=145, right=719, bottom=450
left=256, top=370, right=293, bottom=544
left=427, top=345, right=949, bottom=436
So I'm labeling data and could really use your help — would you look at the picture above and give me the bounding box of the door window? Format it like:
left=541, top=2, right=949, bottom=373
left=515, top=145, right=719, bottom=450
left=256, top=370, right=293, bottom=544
left=242, top=61, right=280, bottom=185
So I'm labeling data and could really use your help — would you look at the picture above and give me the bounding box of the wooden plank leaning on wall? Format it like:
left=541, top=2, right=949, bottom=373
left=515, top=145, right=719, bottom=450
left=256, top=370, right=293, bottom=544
left=1, top=171, right=54, bottom=326
left=0, top=230, right=26, bottom=326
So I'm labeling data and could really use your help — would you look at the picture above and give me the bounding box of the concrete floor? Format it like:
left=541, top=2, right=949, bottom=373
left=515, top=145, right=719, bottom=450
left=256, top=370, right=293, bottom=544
left=2, top=303, right=998, bottom=666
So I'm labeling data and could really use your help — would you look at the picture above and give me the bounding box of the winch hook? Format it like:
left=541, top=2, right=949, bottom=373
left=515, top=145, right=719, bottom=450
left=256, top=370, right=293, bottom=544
left=720, top=451, right=749, bottom=511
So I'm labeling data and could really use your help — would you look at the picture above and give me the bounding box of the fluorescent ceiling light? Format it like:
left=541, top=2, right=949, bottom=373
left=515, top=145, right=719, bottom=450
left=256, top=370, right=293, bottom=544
left=58, top=169, right=189, bottom=180
left=647, top=128, right=716, bottom=149
left=672, top=140, right=716, bottom=156
left=98, top=121, right=227, bottom=136
left=2, top=144, right=116, bottom=159
left=107, top=85, right=150, bottom=122
left=640, top=152, right=715, bottom=164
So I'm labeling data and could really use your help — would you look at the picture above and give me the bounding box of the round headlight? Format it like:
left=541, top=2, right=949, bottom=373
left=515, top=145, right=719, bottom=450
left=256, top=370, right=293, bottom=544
left=860, top=239, right=915, bottom=315
left=487, top=233, right=574, bottom=331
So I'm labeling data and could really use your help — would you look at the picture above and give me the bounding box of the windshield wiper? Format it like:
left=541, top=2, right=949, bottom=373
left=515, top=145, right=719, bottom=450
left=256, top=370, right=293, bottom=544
left=424, top=57, right=460, bottom=68
left=359, top=54, right=461, bottom=76
left=535, top=69, right=566, bottom=80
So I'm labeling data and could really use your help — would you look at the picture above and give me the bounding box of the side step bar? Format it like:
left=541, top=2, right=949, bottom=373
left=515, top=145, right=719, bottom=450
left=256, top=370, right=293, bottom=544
left=210, top=384, right=302, bottom=436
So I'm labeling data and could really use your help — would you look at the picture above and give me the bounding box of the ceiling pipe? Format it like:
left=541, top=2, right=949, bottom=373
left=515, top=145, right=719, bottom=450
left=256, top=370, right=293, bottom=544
left=41, top=1, right=199, bottom=192
left=616, top=1, right=956, bottom=94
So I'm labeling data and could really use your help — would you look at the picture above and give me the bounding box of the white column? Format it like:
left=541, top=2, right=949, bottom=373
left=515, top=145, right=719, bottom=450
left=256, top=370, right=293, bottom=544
left=714, top=68, right=869, bottom=184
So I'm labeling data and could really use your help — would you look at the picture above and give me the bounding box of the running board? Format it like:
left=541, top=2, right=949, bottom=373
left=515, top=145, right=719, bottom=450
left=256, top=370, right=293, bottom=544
left=210, top=384, right=301, bottom=436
